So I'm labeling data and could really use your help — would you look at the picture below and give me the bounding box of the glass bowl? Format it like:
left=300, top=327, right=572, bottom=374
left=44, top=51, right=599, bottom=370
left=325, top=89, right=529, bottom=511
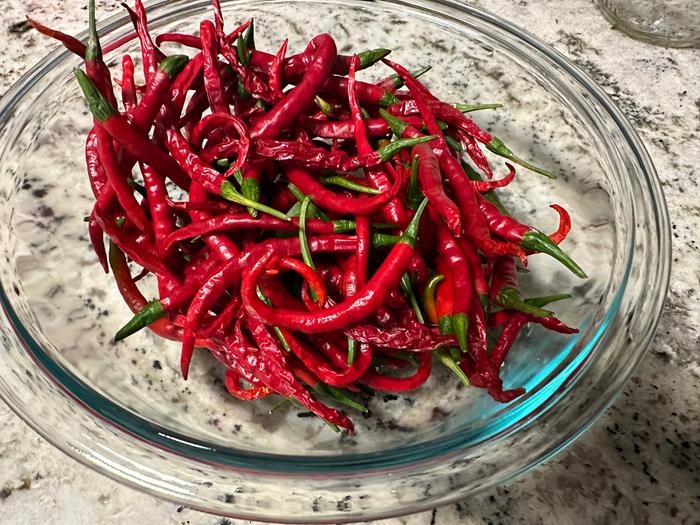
left=0, top=0, right=669, bottom=522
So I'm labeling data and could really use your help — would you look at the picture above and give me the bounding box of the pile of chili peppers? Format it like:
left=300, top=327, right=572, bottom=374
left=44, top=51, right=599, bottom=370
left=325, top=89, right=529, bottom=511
left=32, top=0, right=587, bottom=432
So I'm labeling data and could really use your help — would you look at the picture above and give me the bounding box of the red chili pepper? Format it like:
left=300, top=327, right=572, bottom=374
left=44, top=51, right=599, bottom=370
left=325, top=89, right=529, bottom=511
left=225, top=371, right=272, bottom=401
left=85, top=0, right=118, bottom=109
left=74, top=69, right=191, bottom=191
left=244, top=317, right=354, bottom=431
left=120, top=54, right=137, bottom=116
left=269, top=38, right=289, bottom=101
left=469, top=163, right=516, bottom=192
left=140, top=163, right=173, bottom=254
left=131, top=54, right=190, bottom=133
left=547, top=204, right=572, bottom=245
left=188, top=113, right=250, bottom=173
left=362, top=352, right=432, bottom=392
left=250, top=34, right=337, bottom=139
left=241, top=199, right=427, bottom=333
left=345, top=322, right=454, bottom=351
left=162, top=213, right=353, bottom=253
left=477, top=195, right=586, bottom=278
left=378, top=78, right=526, bottom=263
left=413, top=142, right=461, bottom=236
left=123, top=0, right=164, bottom=83
left=283, top=164, right=402, bottom=216
left=389, top=98, right=492, bottom=144
left=181, top=256, right=242, bottom=379
left=200, top=20, right=229, bottom=114
left=280, top=329, right=371, bottom=387
left=94, top=126, right=150, bottom=232
left=460, top=132, right=493, bottom=179
left=435, top=255, right=454, bottom=335
left=436, top=223, right=471, bottom=351
left=88, top=211, right=108, bottom=273
left=458, top=237, right=489, bottom=313
left=299, top=115, right=424, bottom=139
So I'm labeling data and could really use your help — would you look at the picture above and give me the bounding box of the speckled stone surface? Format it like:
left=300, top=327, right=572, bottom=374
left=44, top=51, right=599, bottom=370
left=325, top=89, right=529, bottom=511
left=0, top=1, right=698, bottom=524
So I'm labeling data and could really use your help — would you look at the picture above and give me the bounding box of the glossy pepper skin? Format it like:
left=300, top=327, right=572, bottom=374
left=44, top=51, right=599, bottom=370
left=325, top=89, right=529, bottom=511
left=241, top=199, right=429, bottom=333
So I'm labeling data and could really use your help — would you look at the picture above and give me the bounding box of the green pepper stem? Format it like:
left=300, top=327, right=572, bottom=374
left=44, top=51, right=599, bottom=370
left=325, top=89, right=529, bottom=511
left=400, top=197, right=428, bottom=248
left=315, top=383, right=368, bottom=413
left=378, top=135, right=437, bottom=162
left=159, top=54, right=190, bottom=78
left=487, top=137, right=555, bottom=179
left=521, top=230, right=587, bottom=278
left=379, top=90, right=400, bottom=107
left=453, top=103, right=503, bottom=112
left=114, top=300, right=165, bottom=341
left=220, top=181, right=290, bottom=221
left=401, top=273, right=425, bottom=324
left=379, top=108, right=409, bottom=137
left=298, top=196, right=319, bottom=303
left=347, top=337, right=357, bottom=365
left=525, top=293, right=572, bottom=308
left=73, top=68, right=117, bottom=122
left=288, top=183, right=329, bottom=221
left=438, top=315, right=454, bottom=335
left=435, top=348, right=470, bottom=387
left=240, top=177, right=261, bottom=218
left=371, top=233, right=400, bottom=248
left=498, top=288, right=553, bottom=317
left=389, top=65, right=431, bottom=90
left=358, top=48, right=391, bottom=68
left=314, top=95, right=334, bottom=116
left=444, top=134, right=464, bottom=152
left=321, top=175, right=382, bottom=195
left=86, top=0, right=101, bottom=62
left=452, top=312, right=469, bottom=352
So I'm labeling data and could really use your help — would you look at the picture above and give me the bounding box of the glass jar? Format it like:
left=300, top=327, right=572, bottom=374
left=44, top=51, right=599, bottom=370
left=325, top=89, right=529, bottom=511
left=598, top=0, right=700, bottom=47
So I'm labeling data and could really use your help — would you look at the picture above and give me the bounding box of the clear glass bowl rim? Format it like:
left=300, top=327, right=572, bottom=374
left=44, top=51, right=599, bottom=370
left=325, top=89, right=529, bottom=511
left=0, top=0, right=670, bottom=521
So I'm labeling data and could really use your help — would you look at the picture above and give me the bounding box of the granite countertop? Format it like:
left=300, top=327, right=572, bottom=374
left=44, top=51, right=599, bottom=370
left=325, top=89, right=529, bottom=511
left=1, top=0, right=698, bottom=523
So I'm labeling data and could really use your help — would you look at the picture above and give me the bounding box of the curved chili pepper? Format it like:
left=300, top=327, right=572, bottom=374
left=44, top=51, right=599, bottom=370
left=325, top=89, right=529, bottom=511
left=200, top=20, right=229, bottom=114
left=180, top=256, right=242, bottom=379
left=241, top=199, right=428, bottom=333
left=27, top=16, right=88, bottom=57
left=477, top=194, right=586, bottom=278
left=225, top=371, right=272, bottom=401
left=283, top=164, right=402, bottom=216
left=74, top=69, right=191, bottom=191
left=244, top=317, right=354, bottom=431
left=379, top=80, right=527, bottom=263
left=490, top=256, right=553, bottom=317
left=280, top=329, right=371, bottom=387
left=469, top=163, right=516, bottom=192
left=362, top=352, right=432, bottom=392
left=547, top=204, right=572, bottom=245
left=269, top=38, right=289, bottom=101
left=123, top=0, right=164, bottom=83
left=250, top=34, right=337, bottom=139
